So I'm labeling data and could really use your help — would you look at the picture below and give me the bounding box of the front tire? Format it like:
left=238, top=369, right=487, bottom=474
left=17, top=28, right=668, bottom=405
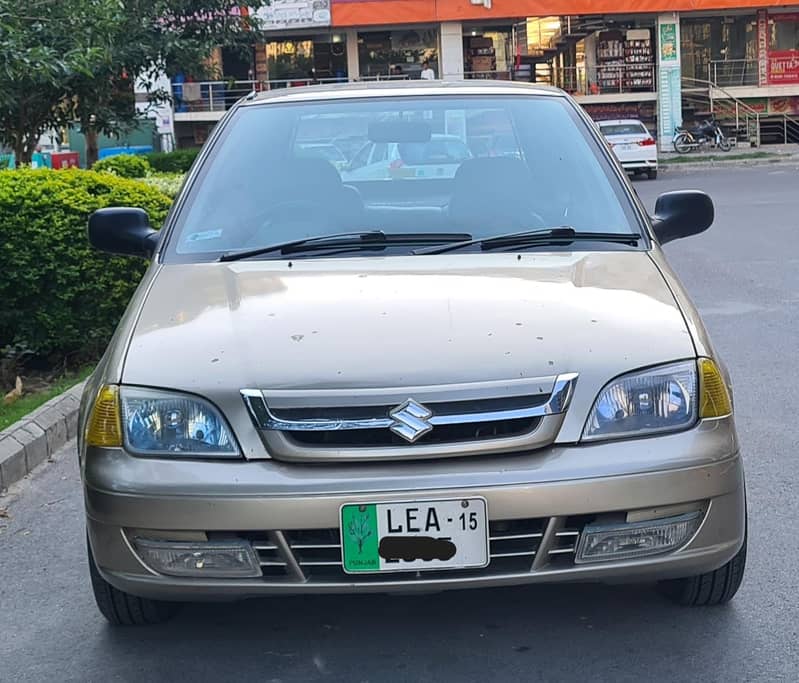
left=718, top=137, right=733, bottom=152
left=673, top=134, right=693, bottom=154
left=88, top=538, right=179, bottom=625
left=647, top=169, right=658, bottom=180
left=659, top=534, right=746, bottom=606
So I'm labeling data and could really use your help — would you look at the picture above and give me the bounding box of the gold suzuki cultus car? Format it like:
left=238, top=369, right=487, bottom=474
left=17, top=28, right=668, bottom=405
left=81, top=82, right=746, bottom=625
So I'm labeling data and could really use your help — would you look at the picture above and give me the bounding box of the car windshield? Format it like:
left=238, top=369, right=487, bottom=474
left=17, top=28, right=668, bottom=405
left=600, top=123, right=648, bottom=136
left=168, top=94, right=641, bottom=260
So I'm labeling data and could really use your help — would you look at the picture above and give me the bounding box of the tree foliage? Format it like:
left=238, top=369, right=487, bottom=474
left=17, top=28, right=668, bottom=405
left=0, top=0, right=269, bottom=164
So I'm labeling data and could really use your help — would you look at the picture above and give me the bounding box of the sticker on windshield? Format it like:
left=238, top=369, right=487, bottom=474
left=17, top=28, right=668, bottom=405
left=186, top=229, right=223, bottom=242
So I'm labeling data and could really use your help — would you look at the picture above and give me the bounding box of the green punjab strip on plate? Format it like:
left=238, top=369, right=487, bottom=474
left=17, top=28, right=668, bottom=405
left=341, top=504, right=380, bottom=572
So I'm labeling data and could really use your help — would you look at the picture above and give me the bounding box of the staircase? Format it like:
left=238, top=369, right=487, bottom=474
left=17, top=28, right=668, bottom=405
left=682, top=76, right=799, bottom=147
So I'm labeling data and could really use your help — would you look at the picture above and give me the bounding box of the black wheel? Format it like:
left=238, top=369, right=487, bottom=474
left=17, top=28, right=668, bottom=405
left=647, top=170, right=658, bottom=180
left=88, top=538, right=179, bottom=625
left=659, top=533, right=746, bottom=606
left=718, top=137, right=733, bottom=152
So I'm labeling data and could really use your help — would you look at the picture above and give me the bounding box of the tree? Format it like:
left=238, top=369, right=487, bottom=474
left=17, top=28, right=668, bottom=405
left=0, top=0, right=270, bottom=166
left=0, top=0, right=111, bottom=163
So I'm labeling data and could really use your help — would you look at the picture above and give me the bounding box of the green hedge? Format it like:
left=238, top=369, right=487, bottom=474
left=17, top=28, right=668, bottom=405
left=0, top=169, right=172, bottom=361
left=145, top=148, right=201, bottom=174
left=93, top=154, right=151, bottom=178
left=140, top=173, right=185, bottom=199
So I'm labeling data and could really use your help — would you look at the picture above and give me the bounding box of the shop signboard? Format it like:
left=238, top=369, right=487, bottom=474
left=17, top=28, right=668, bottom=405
left=757, top=10, right=768, bottom=87
left=769, top=51, right=799, bottom=85
left=659, top=23, right=677, bottom=62
left=255, top=0, right=331, bottom=30
left=769, top=96, right=799, bottom=115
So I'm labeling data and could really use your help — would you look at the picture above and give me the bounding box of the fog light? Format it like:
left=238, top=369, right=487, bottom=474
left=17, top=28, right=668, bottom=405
left=575, top=512, right=701, bottom=564
left=133, top=539, right=262, bottom=578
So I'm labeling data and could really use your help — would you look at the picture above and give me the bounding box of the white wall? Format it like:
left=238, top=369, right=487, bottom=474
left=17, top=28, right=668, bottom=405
left=345, top=29, right=360, bottom=79
left=439, top=21, right=465, bottom=79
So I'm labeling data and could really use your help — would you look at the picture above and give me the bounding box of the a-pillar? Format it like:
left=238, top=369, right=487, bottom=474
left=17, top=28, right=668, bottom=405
left=439, top=21, right=465, bottom=79
left=345, top=28, right=360, bottom=80
left=657, top=13, right=683, bottom=153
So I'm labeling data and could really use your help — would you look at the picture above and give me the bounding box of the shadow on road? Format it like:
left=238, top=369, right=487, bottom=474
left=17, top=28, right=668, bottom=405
left=92, top=582, right=750, bottom=681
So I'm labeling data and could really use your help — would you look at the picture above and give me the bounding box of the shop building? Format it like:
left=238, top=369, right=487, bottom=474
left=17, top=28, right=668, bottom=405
left=166, top=1, right=799, bottom=150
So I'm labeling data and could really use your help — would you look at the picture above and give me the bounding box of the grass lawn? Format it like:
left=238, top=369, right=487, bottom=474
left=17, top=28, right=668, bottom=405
left=0, top=366, right=94, bottom=432
left=662, top=151, right=781, bottom=164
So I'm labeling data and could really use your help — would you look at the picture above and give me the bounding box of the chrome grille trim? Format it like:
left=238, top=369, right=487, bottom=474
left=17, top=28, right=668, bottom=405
left=242, top=373, right=578, bottom=433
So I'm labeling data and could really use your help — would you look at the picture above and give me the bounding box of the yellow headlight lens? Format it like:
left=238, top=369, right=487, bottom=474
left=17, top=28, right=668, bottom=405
left=85, top=385, right=123, bottom=447
left=699, top=359, right=732, bottom=418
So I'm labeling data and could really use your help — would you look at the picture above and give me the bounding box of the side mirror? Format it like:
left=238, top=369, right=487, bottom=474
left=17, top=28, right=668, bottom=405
left=88, top=208, right=159, bottom=258
left=651, top=190, right=714, bottom=245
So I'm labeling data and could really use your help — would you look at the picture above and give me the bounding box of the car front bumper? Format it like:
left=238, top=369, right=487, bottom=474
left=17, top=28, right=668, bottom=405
left=84, top=419, right=745, bottom=601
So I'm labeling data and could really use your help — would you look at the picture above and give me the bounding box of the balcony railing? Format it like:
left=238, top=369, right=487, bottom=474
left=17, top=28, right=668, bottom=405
left=554, top=64, right=656, bottom=96
left=172, top=73, right=524, bottom=113
left=172, top=77, right=349, bottom=113
left=708, top=60, right=759, bottom=88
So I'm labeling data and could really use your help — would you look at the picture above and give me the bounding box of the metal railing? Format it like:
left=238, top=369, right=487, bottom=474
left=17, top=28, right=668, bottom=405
left=172, top=77, right=349, bottom=113
left=553, top=64, right=656, bottom=96
left=707, top=60, right=759, bottom=88
left=682, top=76, right=761, bottom=146
left=689, top=73, right=799, bottom=145
left=172, top=72, right=527, bottom=113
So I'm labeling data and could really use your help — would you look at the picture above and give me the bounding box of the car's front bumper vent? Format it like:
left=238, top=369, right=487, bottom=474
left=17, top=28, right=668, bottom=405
left=239, top=517, right=581, bottom=584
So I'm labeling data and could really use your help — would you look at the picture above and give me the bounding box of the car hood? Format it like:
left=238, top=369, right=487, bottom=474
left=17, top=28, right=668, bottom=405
left=123, top=252, right=695, bottom=440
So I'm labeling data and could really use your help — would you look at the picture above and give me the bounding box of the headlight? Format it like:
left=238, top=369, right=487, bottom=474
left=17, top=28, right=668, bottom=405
left=582, top=361, right=697, bottom=441
left=120, top=387, right=239, bottom=457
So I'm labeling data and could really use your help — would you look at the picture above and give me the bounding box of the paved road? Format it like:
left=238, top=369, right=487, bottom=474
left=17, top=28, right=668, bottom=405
left=2, top=164, right=798, bottom=682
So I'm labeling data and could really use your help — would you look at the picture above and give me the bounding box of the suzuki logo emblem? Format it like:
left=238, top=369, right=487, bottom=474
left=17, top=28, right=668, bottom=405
left=389, top=399, right=434, bottom=443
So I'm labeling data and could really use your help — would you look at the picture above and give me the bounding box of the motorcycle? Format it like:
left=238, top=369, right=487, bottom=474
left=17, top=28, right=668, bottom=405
left=672, top=118, right=732, bottom=153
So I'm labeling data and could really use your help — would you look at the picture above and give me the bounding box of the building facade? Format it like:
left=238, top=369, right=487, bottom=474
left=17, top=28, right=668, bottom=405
left=165, top=1, right=799, bottom=150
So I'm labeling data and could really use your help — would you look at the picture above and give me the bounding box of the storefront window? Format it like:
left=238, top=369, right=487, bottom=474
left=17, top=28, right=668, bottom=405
left=771, top=15, right=799, bottom=51
left=265, top=35, right=347, bottom=84
left=463, top=27, right=513, bottom=78
left=358, top=29, right=439, bottom=79
left=681, top=16, right=757, bottom=84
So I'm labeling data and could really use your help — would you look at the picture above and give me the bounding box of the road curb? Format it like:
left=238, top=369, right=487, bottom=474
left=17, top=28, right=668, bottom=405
left=660, top=156, right=799, bottom=172
left=0, top=381, right=86, bottom=491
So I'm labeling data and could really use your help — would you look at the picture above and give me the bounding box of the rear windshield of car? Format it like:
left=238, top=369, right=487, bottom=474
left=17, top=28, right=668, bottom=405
left=297, top=144, right=346, bottom=163
left=398, top=138, right=472, bottom=165
left=600, top=123, right=649, bottom=136
left=166, top=95, right=642, bottom=260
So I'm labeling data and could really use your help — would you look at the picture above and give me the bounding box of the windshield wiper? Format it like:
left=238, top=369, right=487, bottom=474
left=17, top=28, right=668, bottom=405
left=219, top=231, right=473, bottom=262
left=413, top=227, right=641, bottom=255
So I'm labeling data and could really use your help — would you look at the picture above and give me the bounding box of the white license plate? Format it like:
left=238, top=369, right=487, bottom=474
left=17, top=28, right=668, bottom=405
left=614, top=143, right=636, bottom=151
left=340, top=498, right=489, bottom=574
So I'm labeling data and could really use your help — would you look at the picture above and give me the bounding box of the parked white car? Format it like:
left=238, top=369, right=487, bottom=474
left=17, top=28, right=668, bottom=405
left=342, top=134, right=472, bottom=181
left=599, top=119, right=658, bottom=180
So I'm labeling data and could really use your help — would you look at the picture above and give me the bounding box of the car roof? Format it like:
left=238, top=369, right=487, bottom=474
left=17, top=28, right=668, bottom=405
left=240, top=80, right=565, bottom=107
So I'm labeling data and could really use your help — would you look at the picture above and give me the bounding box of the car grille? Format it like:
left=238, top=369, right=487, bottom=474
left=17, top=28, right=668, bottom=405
left=287, top=418, right=540, bottom=447
left=238, top=517, right=585, bottom=584
left=241, top=373, right=578, bottom=462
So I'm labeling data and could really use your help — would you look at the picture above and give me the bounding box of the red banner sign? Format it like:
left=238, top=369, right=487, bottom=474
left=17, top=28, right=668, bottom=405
left=769, top=51, right=799, bottom=85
